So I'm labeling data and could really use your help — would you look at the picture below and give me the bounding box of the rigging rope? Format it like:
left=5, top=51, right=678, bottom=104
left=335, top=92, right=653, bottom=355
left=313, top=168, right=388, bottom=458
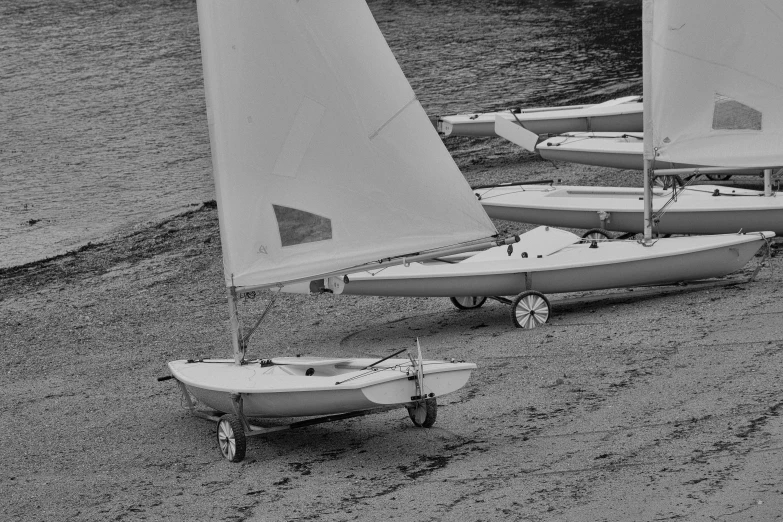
left=545, top=133, right=642, bottom=145
left=334, top=361, right=414, bottom=385
left=475, top=185, right=552, bottom=202
left=748, top=234, right=774, bottom=282
left=241, top=286, right=282, bottom=347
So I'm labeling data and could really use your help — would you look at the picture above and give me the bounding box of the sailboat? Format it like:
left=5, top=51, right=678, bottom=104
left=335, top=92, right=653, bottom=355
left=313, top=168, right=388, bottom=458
left=275, top=0, right=774, bottom=322
left=164, top=0, right=511, bottom=462
left=313, top=225, right=770, bottom=307
left=477, top=181, right=783, bottom=236
left=533, top=131, right=654, bottom=170
left=166, top=0, right=773, bottom=462
left=275, top=2, right=771, bottom=326
left=516, top=131, right=764, bottom=179
left=487, top=0, right=783, bottom=236
left=434, top=95, right=642, bottom=138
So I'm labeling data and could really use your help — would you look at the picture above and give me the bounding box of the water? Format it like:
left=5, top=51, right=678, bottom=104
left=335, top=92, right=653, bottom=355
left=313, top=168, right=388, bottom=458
left=0, top=0, right=641, bottom=269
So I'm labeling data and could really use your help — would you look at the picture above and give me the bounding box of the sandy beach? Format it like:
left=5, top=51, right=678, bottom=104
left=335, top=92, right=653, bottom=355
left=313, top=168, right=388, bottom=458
left=3, top=150, right=782, bottom=521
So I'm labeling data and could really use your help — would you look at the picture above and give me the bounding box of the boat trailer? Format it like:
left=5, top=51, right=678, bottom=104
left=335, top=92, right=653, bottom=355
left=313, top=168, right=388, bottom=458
left=158, top=349, right=437, bottom=463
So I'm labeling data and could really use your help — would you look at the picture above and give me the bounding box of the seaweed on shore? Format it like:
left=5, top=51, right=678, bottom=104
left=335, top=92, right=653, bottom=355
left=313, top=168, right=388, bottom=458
left=0, top=201, right=220, bottom=296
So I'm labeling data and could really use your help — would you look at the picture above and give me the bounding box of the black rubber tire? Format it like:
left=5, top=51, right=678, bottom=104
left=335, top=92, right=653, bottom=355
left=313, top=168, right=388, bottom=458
left=449, top=296, right=487, bottom=310
left=654, top=174, right=684, bottom=189
left=580, top=228, right=612, bottom=241
left=217, top=414, right=246, bottom=463
left=407, top=397, right=437, bottom=428
left=510, top=290, right=551, bottom=329
left=706, top=173, right=732, bottom=181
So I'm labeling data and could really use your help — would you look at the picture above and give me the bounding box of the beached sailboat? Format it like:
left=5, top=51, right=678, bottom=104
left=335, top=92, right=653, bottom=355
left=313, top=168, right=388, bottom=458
left=163, top=0, right=515, bottom=462
left=489, top=0, right=783, bottom=235
left=491, top=113, right=657, bottom=171
left=165, top=1, right=774, bottom=462
left=502, top=129, right=756, bottom=178
left=303, top=225, right=771, bottom=330
left=536, top=131, right=644, bottom=170
left=275, top=0, right=775, bottom=322
left=478, top=182, right=783, bottom=236
left=434, top=96, right=642, bottom=137
left=334, top=225, right=769, bottom=295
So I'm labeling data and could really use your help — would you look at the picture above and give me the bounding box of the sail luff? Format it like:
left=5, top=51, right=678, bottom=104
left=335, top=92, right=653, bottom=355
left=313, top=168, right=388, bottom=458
left=642, top=0, right=654, bottom=164
left=642, top=0, right=654, bottom=243
left=195, top=4, right=234, bottom=285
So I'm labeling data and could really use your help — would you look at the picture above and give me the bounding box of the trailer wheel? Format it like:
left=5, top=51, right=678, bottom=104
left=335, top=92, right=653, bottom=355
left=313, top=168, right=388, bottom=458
left=511, top=291, right=550, bottom=329
left=449, top=296, right=487, bottom=310
left=217, top=414, right=246, bottom=462
left=407, top=397, right=437, bottom=428
left=580, top=228, right=612, bottom=241
left=654, top=174, right=684, bottom=189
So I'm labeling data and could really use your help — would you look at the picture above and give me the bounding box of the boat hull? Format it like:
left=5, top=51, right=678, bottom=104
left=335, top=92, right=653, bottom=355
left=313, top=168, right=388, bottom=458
left=168, top=358, right=475, bottom=418
left=534, top=132, right=705, bottom=170
left=479, top=185, right=783, bottom=235
left=439, top=98, right=643, bottom=137
left=536, top=132, right=645, bottom=170
left=338, top=227, right=770, bottom=297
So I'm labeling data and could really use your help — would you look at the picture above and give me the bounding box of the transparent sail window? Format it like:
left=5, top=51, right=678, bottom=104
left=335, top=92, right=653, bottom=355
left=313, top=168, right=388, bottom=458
left=273, top=205, right=332, bottom=247
left=712, top=94, right=762, bottom=131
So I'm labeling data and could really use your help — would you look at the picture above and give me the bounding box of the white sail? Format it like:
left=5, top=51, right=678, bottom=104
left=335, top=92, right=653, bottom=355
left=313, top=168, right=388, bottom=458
left=649, top=0, right=783, bottom=168
left=196, top=0, right=497, bottom=290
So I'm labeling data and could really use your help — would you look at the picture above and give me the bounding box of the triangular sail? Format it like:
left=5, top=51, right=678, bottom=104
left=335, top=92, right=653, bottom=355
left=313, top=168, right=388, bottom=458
left=196, top=0, right=497, bottom=290
left=648, top=0, right=783, bottom=168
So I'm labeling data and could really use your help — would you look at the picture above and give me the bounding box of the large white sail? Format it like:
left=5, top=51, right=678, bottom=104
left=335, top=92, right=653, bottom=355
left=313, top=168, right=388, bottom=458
left=648, top=0, right=783, bottom=168
left=196, top=0, right=497, bottom=290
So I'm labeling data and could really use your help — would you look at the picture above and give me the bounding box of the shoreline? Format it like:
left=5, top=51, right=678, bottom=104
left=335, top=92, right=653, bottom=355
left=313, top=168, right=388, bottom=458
left=2, top=167, right=772, bottom=277
left=0, top=201, right=214, bottom=274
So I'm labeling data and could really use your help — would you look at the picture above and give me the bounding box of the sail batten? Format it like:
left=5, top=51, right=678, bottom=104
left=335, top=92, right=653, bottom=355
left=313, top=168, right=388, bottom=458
left=369, top=96, right=418, bottom=140
left=197, top=0, right=497, bottom=289
left=650, top=0, right=783, bottom=168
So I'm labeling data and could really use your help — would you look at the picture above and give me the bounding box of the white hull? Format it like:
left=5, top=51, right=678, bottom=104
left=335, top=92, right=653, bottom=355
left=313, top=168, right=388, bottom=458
left=537, top=132, right=651, bottom=170
left=535, top=132, right=709, bottom=171
left=168, top=357, right=475, bottom=418
left=534, top=132, right=748, bottom=171
left=538, top=132, right=642, bottom=169
left=439, top=97, right=643, bottom=137
left=479, top=184, right=783, bottom=235
left=334, top=227, right=771, bottom=297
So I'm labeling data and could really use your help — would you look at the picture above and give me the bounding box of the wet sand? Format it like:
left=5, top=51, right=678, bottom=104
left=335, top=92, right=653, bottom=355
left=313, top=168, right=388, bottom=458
left=3, top=153, right=782, bottom=521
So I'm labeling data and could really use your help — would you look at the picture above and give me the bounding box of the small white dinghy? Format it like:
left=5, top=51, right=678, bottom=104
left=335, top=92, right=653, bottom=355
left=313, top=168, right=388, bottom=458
left=436, top=96, right=642, bottom=137
left=505, top=130, right=704, bottom=171
left=167, top=347, right=475, bottom=462
left=536, top=132, right=645, bottom=170
left=478, top=183, right=783, bottom=236
left=314, top=226, right=772, bottom=329
left=273, top=0, right=772, bottom=332
left=528, top=132, right=761, bottom=174
left=168, top=356, right=474, bottom=419
left=163, top=0, right=511, bottom=462
left=492, top=0, right=783, bottom=236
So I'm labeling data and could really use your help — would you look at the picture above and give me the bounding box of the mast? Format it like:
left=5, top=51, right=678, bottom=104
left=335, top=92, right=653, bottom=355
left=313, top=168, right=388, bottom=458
left=227, top=286, right=245, bottom=365
left=642, top=0, right=654, bottom=245
left=764, top=169, right=773, bottom=197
